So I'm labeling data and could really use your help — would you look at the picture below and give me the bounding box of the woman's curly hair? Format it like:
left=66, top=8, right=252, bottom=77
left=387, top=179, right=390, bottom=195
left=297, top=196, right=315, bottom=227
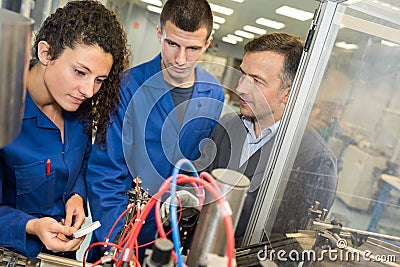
left=32, top=0, right=129, bottom=145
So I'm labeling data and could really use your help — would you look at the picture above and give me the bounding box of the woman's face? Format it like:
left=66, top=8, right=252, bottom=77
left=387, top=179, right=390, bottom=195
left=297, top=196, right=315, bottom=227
left=43, top=43, right=113, bottom=112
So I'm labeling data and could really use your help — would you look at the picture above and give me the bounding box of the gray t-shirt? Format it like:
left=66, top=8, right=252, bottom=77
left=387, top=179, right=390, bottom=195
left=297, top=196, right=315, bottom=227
left=170, top=86, right=194, bottom=126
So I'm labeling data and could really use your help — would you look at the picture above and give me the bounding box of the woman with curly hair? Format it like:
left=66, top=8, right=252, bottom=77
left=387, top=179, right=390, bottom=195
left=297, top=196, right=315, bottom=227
left=0, top=0, right=129, bottom=259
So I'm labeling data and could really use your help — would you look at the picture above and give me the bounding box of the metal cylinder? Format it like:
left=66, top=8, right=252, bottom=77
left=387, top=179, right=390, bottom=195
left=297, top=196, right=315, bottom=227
left=186, top=168, right=250, bottom=267
left=0, top=8, right=33, bottom=147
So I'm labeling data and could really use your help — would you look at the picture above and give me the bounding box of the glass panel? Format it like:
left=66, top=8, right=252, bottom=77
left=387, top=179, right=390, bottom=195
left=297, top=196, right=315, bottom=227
left=313, top=1, right=400, bottom=239
left=269, top=0, right=400, bottom=255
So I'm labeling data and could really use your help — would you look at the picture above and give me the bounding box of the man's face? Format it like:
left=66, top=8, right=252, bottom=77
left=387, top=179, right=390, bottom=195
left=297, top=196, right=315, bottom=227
left=157, top=20, right=211, bottom=87
left=236, top=51, right=290, bottom=125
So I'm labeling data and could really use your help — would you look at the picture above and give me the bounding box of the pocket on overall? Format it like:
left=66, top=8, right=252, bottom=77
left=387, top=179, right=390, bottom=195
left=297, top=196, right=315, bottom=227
left=15, top=161, right=56, bottom=213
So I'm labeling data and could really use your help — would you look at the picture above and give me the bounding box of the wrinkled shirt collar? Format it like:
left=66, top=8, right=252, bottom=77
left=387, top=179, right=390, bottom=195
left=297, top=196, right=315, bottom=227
left=241, top=116, right=280, bottom=144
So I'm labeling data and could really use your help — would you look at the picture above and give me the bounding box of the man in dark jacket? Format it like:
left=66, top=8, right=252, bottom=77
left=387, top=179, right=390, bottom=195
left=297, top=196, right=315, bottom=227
left=195, top=32, right=338, bottom=243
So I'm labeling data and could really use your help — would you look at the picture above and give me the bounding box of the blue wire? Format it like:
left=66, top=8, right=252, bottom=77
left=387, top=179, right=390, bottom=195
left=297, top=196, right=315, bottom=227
left=170, top=158, right=199, bottom=267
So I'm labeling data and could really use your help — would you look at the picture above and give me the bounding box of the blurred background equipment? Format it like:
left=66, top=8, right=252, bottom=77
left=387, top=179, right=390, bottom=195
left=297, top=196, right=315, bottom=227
left=0, top=8, right=32, bottom=147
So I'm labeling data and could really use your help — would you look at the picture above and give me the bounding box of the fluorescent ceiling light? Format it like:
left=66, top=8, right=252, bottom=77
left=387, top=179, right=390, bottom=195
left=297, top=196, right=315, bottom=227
left=373, top=0, right=400, bottom=12
left=213, top=23, right=220, bottom=30
left=213, top=15, right=226, bottom=24
left=234, top=30, right=254, bottom=39
left=243, top=25, right=266, bottom=35
left=227, top=34, right=243, bottom=42
left=256, top=18, right=285, bottom=29
left=381, top=40, right=399, bottom=47
left=343, top=0, right=363, bottom=5
left=141, top=0, right=162, bottom=6
left=232, top=0, right=245, bottom=2
left=275, top=6, right=314, bottom=21
left=222, top=36, right=237, bottom=45
left=210, top=3, right=234, bottom=16
left=335, top=41, right=358, bottom=50
left=147, top=5, right=162, bottom=13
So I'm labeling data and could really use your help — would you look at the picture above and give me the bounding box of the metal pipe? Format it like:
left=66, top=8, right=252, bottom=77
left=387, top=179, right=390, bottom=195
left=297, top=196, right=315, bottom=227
left=313, top=221, right=400, bottom=242
left=0, top=8, right=33, bottom=148
left=186, top=169, right=250, bottom=267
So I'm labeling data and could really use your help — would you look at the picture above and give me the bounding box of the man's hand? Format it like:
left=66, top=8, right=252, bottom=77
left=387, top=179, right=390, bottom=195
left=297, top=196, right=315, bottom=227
left=26, top=217, right=84, bottom=252
left=160, top=190, right=200, bottom=226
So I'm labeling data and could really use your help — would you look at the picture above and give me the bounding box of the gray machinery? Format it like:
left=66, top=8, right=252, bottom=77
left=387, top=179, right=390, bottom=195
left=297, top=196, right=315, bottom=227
left=0, top=8, right=32, bottom=147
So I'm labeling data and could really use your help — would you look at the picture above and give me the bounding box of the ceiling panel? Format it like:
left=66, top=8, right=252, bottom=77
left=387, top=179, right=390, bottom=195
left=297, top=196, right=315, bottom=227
left=209, top=0, right=319, bottom=41
left=133, top=0, right=320, bottom=43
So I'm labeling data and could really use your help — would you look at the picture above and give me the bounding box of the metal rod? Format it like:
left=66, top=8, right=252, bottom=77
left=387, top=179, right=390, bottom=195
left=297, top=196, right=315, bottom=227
left=313, top=221, right=400, bottom=242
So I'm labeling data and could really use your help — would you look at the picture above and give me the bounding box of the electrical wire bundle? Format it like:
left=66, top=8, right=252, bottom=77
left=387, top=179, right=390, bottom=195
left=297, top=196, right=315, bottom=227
left=84, top=159, right=235, bottom=267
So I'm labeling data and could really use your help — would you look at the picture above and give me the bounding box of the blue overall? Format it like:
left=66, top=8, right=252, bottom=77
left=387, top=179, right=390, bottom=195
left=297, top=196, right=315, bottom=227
left=0, top=92, right=90, bottom=257
left=86, top=54, right=224, bottom=261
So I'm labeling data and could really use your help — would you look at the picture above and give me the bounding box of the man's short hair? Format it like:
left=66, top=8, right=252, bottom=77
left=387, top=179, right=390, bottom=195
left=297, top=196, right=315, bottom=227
left=160, top=0, right=213, bottom=40
left=244, top=32, right=304, bottom=89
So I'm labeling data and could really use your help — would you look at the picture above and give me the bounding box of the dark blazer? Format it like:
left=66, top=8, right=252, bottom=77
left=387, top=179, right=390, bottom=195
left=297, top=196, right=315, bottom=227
left=195, top=112, right=338, bottom=242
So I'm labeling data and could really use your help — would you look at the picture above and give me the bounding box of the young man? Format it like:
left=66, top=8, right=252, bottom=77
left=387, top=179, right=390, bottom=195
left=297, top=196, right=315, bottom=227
left=86, top=0, right=224, bottom=261
left=196, top=32, right=338, bottom=244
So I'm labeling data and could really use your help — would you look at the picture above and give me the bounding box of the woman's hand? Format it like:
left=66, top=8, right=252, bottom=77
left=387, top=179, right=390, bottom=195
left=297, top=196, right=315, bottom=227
left=64, top=194, right=85, bottom=230
left=26, top=217, right=84, bottom=252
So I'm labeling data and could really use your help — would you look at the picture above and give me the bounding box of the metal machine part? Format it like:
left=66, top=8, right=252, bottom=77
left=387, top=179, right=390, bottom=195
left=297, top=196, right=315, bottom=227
left=0, top=8, right=33, bottom=147
left=103, top=177, right=148, bottom=263
left=186, top=169, right=250, bottom=267
left=0, top=10, right=75, bottom=267
left=36, top=253, right=91, bottom=267
left=0, top=248, right=91, bottom=267
left=0, top=7, right=34, bottom=267
left=143, top=238, right=174, bottom=267
left=0, top=248, right=39, bottom=267
left=235, top=237, right=301, bottom=267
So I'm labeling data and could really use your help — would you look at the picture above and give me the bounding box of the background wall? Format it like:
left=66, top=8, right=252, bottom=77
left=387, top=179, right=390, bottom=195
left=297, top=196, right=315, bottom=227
left=118, top=4, right=244, bottom=68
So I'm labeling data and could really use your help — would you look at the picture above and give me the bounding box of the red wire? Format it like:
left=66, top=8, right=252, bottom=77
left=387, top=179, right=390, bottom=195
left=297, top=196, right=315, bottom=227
left=154, top=193, right=184, bottom=262
left=107, top=203, right=136, bottom=241
left=153, top=174, right=235, bottom=267
left=134, top=240, right=141, bottom=267
left=120, top=201, right=142, bottom=244
left=92, top=172, right=235, bottom=267
left=135, top=223, right=175, bottom=248
left=154, top=193, right=183, bottom=238
left=117, top=197, right=158, bottom=265
left=200, top=171, right=235, bottom=266
left=83, top=241, right=121, bottom=267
